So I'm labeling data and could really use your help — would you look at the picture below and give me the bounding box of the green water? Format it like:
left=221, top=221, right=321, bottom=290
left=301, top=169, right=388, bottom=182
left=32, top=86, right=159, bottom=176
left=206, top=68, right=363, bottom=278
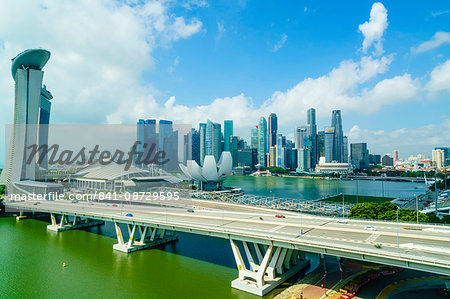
left=0, top=217, right=266, bottom=299
left=0, top=177, right=425, bottom=298
left=225, top=176, right=426, bottom=200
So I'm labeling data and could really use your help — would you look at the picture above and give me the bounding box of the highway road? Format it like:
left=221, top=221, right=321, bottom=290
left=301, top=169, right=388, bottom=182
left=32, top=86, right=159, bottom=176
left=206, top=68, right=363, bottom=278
left=5, top=199, right=450, bottom=275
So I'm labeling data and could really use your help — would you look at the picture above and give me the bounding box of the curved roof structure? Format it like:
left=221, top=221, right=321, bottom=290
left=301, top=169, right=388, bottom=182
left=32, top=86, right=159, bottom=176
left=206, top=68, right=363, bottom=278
left=11, top=49, right=51, bottom=80
left=179, top=152, right=232, bottom=183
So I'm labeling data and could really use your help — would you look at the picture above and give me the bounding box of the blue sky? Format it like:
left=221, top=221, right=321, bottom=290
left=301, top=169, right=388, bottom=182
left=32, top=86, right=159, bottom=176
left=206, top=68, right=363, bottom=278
left=0, top=0, right=449, bottom=162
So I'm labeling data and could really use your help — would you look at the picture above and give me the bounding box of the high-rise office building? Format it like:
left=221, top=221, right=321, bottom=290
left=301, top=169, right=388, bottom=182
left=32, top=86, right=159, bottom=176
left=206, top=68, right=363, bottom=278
left=434, top=147, right=450, bottom=166
left=199, top=123, right=207, bottom=165
left=369, top=154, right=381, bottom=165
left=159, top=120, right=178, bottom=170
left=191, top=128, right=200, bottom=165
left=382, top=155, right=394, bottom=166
left=224, top=120, right=233, bottom=151
left=1, top=49, right=53, bottom=187
left=136, top=119, right=157, bottom=167
left=307, top=108, right=318, bottom=167
left=268, top=113, right=278, bottom=147
left=257, top=117, right=268, bottom=166
left=393, top=150, right=399, bottom=165
left=251, top=127, right=259, bottom=150
left=343, top=136, right=349, bottom=163
left=294, top=126, right=308, bottom=149
left=269, top=146, right=276, bottom=167
left=275, top=134, right=285, bottom=168
left=432, top=149, right=445, bottom=169
left=324, top=126, right=335, bottom=163
left=205, top=120, right=222, bottom=163
left=331, top=110, right=344, bottom=162
left=296, top=148, right=311, bottom=172
left=285, top=148, right=297, bottom=170
left=350, top=143, right=369, bottom=169
left=317, top=131, right=325, bottom=158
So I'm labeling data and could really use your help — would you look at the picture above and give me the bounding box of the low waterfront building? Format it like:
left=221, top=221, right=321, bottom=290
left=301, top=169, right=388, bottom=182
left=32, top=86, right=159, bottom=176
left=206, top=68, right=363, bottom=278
left=315, top=157, right=353, bottom=174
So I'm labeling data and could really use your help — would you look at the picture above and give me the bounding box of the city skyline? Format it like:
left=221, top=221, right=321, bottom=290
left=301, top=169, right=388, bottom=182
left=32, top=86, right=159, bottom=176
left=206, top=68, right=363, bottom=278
left=0, top=1, right=449, bottom=165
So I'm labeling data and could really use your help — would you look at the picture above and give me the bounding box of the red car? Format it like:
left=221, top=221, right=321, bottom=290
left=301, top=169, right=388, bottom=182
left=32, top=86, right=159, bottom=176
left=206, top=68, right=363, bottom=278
left=275, top=214, right=285, bottom=218
left=112, top=204, right=118, bottom=207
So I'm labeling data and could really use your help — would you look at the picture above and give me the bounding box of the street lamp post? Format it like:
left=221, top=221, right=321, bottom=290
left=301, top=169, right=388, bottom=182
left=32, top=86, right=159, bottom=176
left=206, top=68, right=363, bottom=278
left=396, top=207, right=399, bottom=253
left=415, top=194, right=419, bottom=224
left=356, top=179, right=359, bottom=205
left=435, top=169, right=438, bottom=215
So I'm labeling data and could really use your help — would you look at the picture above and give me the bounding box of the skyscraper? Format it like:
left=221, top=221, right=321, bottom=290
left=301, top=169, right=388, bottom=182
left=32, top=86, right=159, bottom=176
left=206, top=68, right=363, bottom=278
left=251, top=127, right=259, bottom=150
left=205, top=120, right=222, bottom=162
left=294, top=126, right=308, bottom=149
left=199, top=123, right=207, bottom=165
left=343, top=136, right=349, bottom=163
left=159, top=120, right=178, bottom=170
left=324, top=126, right=335, bottom=163
left=296, top=148, right=311, bottom=172
left=191, top=128, right=200, bottom=165
left=392, top=150, right=399, bottom=165
left=268, top=113, right=278, bottom=147
left=1, top=49, right=53, bottom=187
left=307, top=108, right=317, bottom=167
left=435, top=147, right=450, bottom=166
left=257, top=117, right=268, bottom=166
left=317, top=131, right=325, bottom=158
left=224, top=120, right=233, bottom=151
left=136, top=119, right=157, bottom=167
left=350, top=143, right=369, bottom=169
left=275, top=134, right=285, bottom=168
left=331, top=110, right=344, bottom=162
left=432, top=149, right=445, bottom=168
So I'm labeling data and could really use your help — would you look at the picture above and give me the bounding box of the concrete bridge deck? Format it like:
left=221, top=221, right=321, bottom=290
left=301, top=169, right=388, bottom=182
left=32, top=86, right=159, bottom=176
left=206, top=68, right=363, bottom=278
left=5, top=199, right=450, bottom=295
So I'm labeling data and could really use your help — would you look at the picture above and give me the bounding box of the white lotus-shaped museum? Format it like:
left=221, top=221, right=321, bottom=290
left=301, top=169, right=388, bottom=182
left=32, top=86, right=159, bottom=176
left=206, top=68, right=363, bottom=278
left=179, top=151, right=232, bottom=183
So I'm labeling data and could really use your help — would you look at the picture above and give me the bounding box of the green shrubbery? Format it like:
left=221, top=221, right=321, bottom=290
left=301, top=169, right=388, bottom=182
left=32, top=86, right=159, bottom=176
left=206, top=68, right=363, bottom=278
left=348, top=202, right=450, bottom=224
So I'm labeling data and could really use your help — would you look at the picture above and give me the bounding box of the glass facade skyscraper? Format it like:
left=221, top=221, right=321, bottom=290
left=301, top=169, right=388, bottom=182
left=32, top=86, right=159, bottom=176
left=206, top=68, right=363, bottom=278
left=257, top=117, right=267, bottom=166
left=307, top=108, right=317, bottom=167
left=199, top=123, right=207, bottom=165
left=224, top=120, right=233, bottom=151
left=324, top=126, right=335, bottom=163
left=331, top=110, right=344, bottom=162
left=205, top=120, right=222, bottom=162
left=268, top=113, right=277, bottom=147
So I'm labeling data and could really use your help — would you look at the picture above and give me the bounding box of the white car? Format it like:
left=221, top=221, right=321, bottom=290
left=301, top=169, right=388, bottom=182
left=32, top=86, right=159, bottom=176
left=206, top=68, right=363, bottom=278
left=364, top=225, right=377, bottom=231
left=337, top=219, right=348, bottom=224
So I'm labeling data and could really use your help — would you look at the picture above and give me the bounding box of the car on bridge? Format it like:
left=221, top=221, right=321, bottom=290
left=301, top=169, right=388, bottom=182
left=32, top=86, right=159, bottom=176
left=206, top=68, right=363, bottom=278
left=275, top=214, right=285, bottom=218
left=187, top=209, right=194, bottom=213
left=364, top=225, right=376, bottom=231
left=125, top=213, right=133, bottom=217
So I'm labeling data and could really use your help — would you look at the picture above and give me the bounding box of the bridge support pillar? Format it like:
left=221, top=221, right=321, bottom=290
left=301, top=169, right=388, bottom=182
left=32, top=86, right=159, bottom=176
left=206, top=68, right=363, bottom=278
left=113, top=223, right=178, bottom=253
left=230, top=239, right=310, bottom=296
left=47, top=213, right=104, bottom=232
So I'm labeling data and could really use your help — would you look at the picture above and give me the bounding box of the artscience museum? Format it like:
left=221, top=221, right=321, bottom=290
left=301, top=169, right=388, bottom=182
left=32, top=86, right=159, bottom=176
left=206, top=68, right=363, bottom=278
left=179, top=151, right=232, bottom=191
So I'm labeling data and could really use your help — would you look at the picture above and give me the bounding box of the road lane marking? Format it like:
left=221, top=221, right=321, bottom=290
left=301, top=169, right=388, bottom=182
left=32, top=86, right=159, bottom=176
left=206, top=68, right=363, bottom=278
left=366, top=233, right=381, bottom=243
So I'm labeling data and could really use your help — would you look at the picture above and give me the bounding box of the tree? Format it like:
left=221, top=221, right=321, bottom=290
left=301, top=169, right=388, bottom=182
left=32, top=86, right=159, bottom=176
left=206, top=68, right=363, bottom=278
left=425, top=213, right=441, bottom=223
left=349, top=202, right=381, bottom=219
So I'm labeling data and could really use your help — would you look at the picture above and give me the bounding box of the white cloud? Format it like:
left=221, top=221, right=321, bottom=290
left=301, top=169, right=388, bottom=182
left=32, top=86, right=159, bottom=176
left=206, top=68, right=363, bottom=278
left=169, top=56, right=180, bottom=73
left=0, top=0, right=204, bottom=164
left=358, top=2, right=388, bottom=55
left=411, top=32, right=450, bottom=54
left=347, top=119, right=450, bottom=157
left=427, top=59, right=450, bottom=93
left=431, top=10, right=449, bottom=17
left=273, top=33, right=287, bottom=52
left=216, top=21, right=226, bottom=41
left=182, top=0, right=208, bottom=10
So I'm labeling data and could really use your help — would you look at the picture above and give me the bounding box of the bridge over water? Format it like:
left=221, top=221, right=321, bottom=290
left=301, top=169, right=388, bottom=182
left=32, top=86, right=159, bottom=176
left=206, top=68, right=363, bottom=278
left=5, top=199, right=450, bottom=296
